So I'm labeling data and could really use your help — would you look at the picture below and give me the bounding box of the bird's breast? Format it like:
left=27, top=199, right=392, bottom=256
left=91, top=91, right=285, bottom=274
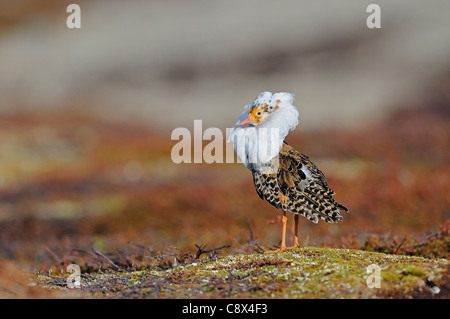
left=231, top=126, right=284, bottom=171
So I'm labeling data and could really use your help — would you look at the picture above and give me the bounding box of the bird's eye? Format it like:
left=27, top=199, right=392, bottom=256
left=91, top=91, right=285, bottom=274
left=256, top=111, right=262, bottom=116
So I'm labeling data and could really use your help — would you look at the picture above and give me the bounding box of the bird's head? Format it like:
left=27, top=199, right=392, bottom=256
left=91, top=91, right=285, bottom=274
left=229, top=91, right=298, bottom=138
left=236, top=105, right=270, bottom=127
left=234, top=91, right=286, bottom=128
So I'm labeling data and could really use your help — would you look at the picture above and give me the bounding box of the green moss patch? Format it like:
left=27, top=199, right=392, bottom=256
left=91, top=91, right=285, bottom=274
left=35, top=247, right=448, bottom=299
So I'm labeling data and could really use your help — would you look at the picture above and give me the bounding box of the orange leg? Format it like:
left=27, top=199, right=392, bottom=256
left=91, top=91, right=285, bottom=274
left=287, top=214, right=300, bottom=249
left=265, top=211, right=287, bottom=253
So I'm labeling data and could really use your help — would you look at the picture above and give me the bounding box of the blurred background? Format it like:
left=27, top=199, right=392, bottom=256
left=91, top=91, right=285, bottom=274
left=0, top=0, right=449, bottom=277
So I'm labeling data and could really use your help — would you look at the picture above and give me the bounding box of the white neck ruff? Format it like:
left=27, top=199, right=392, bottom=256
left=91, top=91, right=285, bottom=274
left=229, top=92, right=299, bottom=172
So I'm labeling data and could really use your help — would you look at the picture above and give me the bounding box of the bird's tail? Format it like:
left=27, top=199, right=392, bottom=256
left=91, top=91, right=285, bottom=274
left=288, top=185, right=348, bottom=224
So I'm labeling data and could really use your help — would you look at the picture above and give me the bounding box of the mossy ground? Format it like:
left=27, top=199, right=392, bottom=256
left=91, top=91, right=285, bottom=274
left=36, top=247, right=448, bottom=299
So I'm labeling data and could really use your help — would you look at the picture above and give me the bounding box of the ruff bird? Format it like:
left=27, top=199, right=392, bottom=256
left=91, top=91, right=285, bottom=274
left=229, top=92, right=348, bottom=253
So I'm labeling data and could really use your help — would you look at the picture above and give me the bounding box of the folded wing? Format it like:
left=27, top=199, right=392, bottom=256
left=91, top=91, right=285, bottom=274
left=252, top=142, right=348, bottom=224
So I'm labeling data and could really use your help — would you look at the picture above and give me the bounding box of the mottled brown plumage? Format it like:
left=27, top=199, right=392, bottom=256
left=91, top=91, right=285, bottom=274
left=252, top=142, right=348, bottom=225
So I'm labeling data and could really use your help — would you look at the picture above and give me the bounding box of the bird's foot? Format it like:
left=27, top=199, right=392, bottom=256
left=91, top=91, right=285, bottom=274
left=286, top=240, right=300, bottom=250
left=265, top=243, right=299, bottom=253
left=264, top=245, right=286, bottom=254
